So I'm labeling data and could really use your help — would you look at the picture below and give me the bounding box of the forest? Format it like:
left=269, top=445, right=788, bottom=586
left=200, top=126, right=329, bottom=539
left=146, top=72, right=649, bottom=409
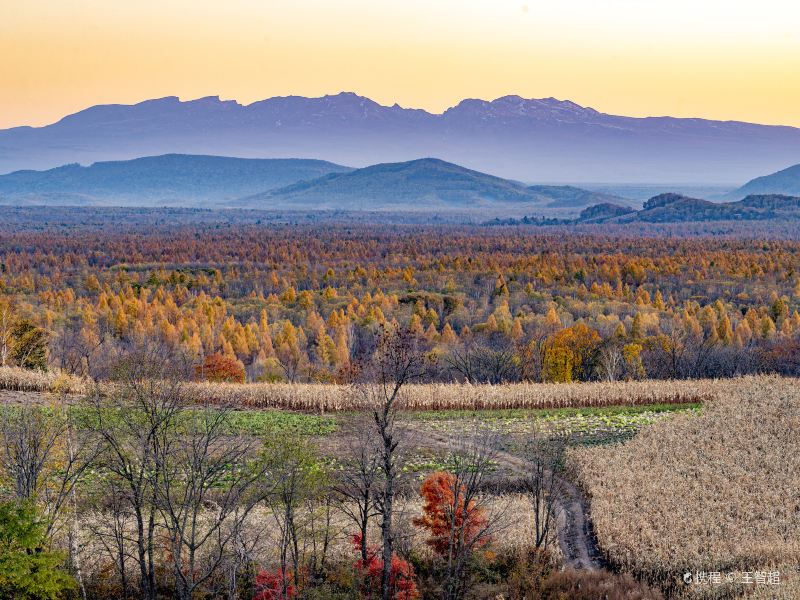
left=1, top=218, right=799, bottom=384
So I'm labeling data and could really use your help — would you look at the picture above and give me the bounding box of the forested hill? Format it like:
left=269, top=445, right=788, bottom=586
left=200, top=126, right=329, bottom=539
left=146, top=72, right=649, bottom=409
left=239, top=158, right=630, bottom=212
left=0, top=154, right=352, bottom=206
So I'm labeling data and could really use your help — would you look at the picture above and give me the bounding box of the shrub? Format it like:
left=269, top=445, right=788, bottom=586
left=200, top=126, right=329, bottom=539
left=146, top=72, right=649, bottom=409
left=541, top=569, right=663, bottom=600
left=253, top=568, right=296, bottom=600
left=0, top=500, right=77, bottom=600
left=506, top=548, right=554, bottom=599
left=350, top=534, right=419, bottom=600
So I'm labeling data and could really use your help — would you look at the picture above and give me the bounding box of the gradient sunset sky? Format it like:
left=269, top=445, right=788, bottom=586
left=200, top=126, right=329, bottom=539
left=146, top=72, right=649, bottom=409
left=2, top=0, right=799, bottom=129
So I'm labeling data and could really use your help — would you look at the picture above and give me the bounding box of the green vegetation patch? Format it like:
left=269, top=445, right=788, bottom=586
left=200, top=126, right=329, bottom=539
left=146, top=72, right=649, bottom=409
left=406, top=402, right=699, bottom=422
left=65, top=405, right=337, bottom=437
left=223, top=409, right=337, bottom=436
left=406, top=403, right=700, bottom=446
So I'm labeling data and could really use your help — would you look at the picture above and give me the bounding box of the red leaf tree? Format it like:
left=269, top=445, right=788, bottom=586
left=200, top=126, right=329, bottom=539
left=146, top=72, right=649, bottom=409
left=413, top=471, right=489, bottom=557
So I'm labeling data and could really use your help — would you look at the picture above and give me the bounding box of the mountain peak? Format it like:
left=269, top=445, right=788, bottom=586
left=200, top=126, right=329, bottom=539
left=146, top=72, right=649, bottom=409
left=444, top=95, right=600, bottom=122
left=138, top=96, right=181, bottom=105
left=326, top=91, right=363, bottom=99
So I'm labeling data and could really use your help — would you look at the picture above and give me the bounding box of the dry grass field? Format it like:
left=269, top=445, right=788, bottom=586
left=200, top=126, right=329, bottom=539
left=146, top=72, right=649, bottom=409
left=570, top=375, right=800, bottom=598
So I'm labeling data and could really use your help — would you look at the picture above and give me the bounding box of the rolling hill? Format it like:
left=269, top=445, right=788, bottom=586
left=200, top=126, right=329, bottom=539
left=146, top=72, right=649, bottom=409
left=726, top=163, right=800, bottom=199
left=2, top=93, right=800, bottom=184
left=0, top=154, right=352, bottom=206
left=237, top=158, right=629, bottom=212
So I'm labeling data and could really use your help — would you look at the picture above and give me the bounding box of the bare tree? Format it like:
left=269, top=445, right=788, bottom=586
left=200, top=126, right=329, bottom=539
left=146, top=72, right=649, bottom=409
left=50, top=316, right=106, bottom=377
left=356, top=325, right=427, bottom=600
left=224, top=510, right=268, bottom=600
left=264, top=435, right=338, bottom=597
left=302, top=491, right=338, bottom=586
left=597, top=343, right=624, bottom=382
left=89, top=341, right=187, bottom=600
left=444, top=341, right=482, bottom=384
left=86, top=480, right=135, bottom=600
left=267, top=441, right=308, bottom=598
left=332, top=418, right=381, bottom=566
left=0, top=402, right=97, bottom=538
left=523, top=428, right=567, bottom=552
left=151, top=402, right=274, bottom=600
left=91, top=338, right=275, bottom=600
left=446, top=337, right=519, bottom=384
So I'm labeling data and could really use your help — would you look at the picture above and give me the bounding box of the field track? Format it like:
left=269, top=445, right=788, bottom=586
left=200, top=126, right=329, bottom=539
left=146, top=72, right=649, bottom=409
left=409, top=424, right=605, bottom=571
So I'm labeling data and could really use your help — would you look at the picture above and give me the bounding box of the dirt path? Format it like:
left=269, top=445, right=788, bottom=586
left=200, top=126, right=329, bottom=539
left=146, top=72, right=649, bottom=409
left=408, top=424, right=605, bottom=571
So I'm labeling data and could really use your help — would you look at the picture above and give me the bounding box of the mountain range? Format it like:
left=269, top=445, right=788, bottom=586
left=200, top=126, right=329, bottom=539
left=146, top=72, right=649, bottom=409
left=0, top=154, right=630, bottom=212
left=3, top=93, right=800, bottom=184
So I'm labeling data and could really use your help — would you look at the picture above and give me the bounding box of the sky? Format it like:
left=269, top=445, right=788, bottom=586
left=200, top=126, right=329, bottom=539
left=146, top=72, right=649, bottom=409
left=1, top=0, right=799, bottom=129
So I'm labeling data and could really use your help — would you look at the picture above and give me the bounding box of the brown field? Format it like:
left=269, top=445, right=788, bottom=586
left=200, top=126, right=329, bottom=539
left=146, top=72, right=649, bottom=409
left=185, top=379, right=715, bottom=412
left=570, top=375, right=800, bottom=598
left=0, top=365, right=723, bottom=412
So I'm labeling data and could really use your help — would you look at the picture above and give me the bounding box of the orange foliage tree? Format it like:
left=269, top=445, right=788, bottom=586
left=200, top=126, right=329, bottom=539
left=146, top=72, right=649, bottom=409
left=542, top=323, right=602, bottom=382
left=194, top=353, right=246, bottom=383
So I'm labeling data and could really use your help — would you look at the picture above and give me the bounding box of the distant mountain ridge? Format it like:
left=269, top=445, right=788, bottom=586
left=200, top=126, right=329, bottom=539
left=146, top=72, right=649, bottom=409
left=2, top=92, right=800, bottom=183
left=0, top=154, right=352, bottom=206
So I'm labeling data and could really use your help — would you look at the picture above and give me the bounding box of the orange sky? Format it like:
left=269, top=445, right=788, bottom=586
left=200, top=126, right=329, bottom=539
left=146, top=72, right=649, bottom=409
left=2, top=0, right=799, bottom=129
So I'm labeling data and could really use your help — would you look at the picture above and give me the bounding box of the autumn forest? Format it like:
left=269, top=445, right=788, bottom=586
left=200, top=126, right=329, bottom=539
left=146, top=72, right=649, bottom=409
left=3, top=216, right=799, bottom=384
